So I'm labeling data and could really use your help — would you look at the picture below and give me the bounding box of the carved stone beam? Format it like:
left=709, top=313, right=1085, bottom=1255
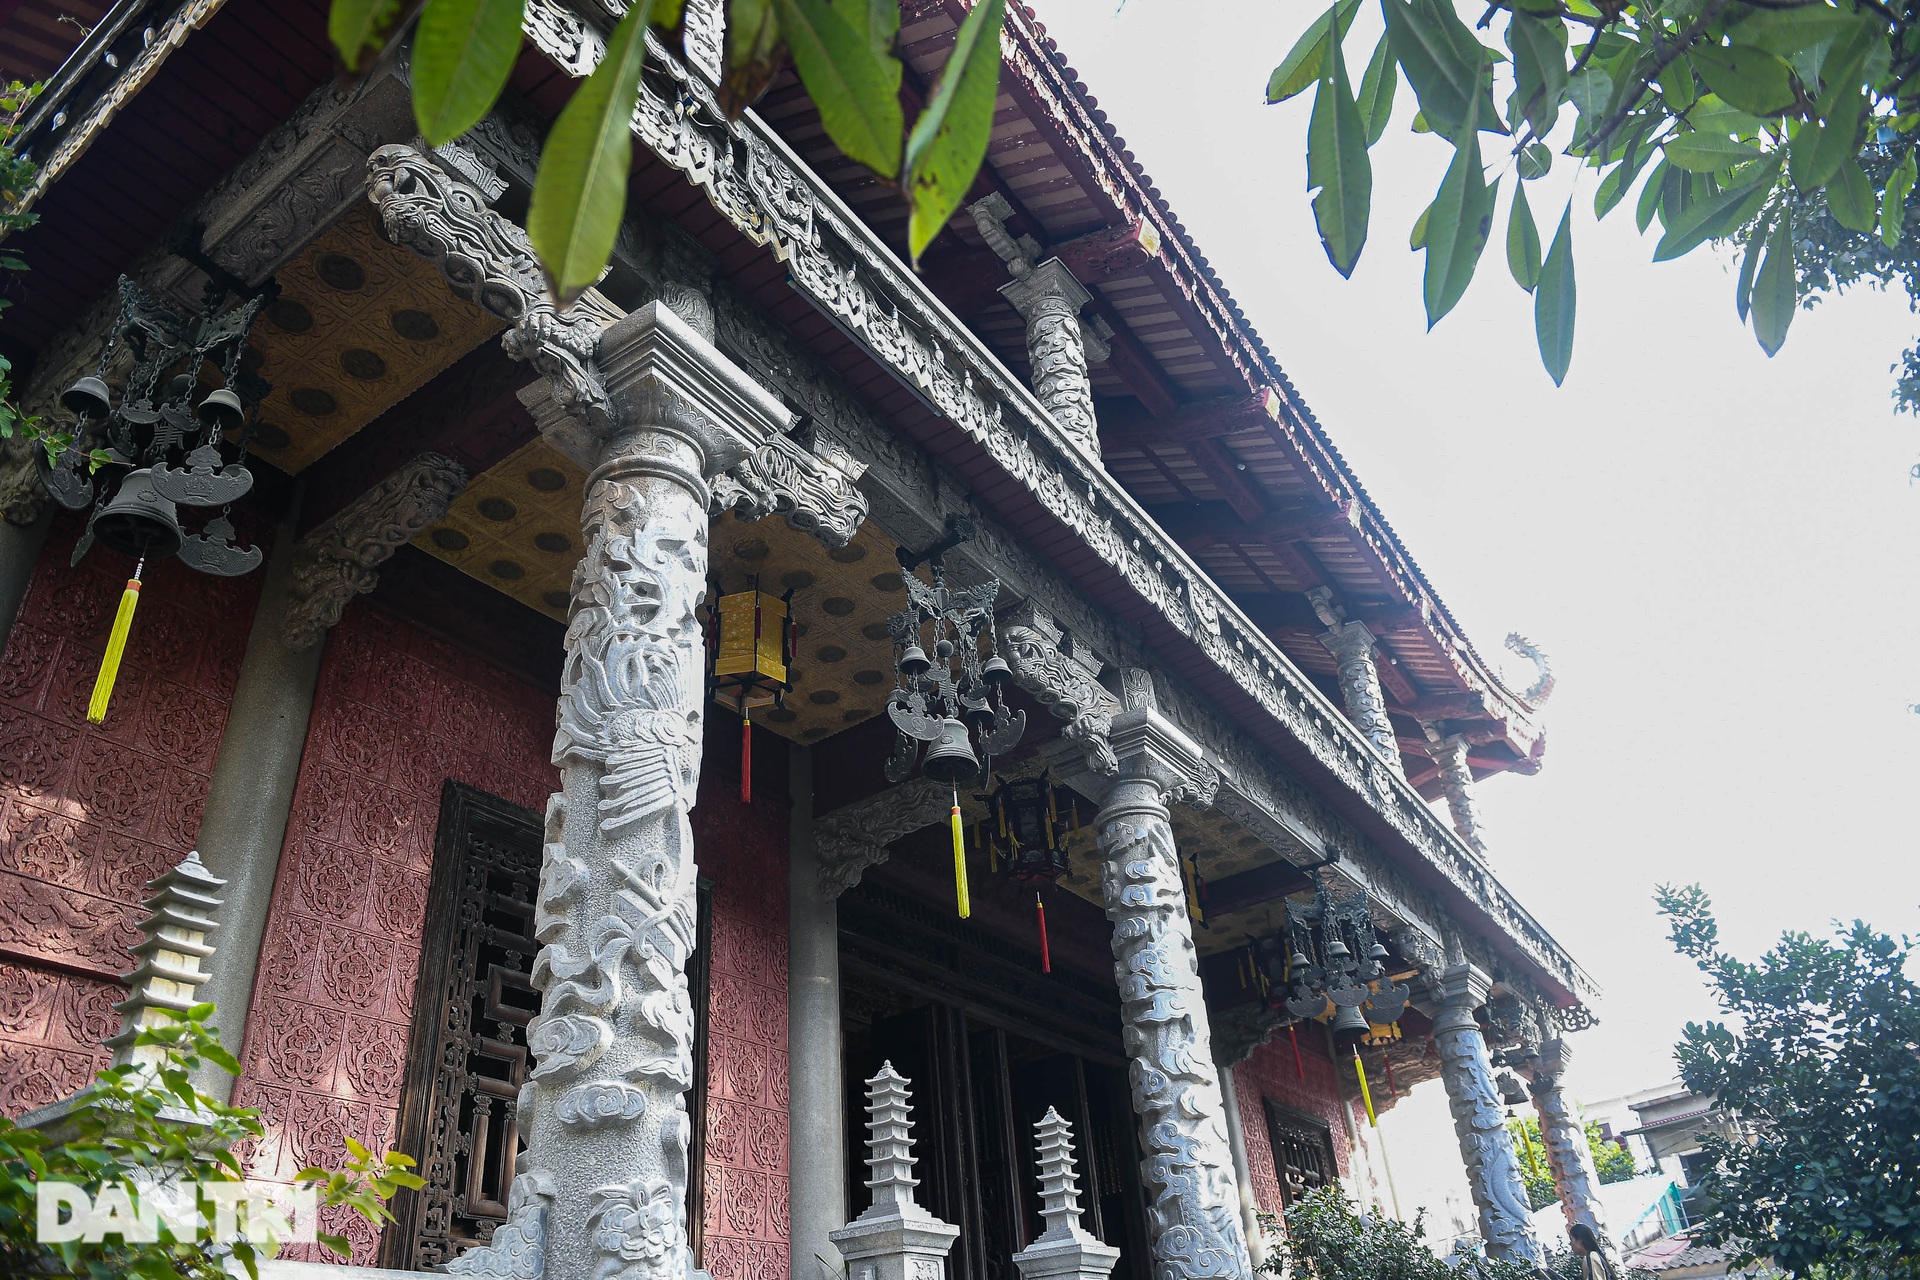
left=1432, top=965, right=1546, bottom=1266
left=1052, top=219, right=1162, bottom=283
left=282, top=452, right=469, bottom=650
left=1422, top=726, right=1489, bottom=858
left=1527, top=1037, right=1613, bottom=1251
left=1045, top=694, right=1253, bottom=1280
left=1001, top=600, right=1122, bottom=779
left=367, top=143, right=868, bottom=548
left=815, top=776, right=955, bottom=895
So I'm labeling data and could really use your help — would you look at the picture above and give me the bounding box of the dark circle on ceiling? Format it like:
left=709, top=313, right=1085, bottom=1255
left=732, top=538, right=770, bottom=562
left=828, top=543, right=868, bottom=563
left=543, top=590, right=570, bottom=610
left=781, top=570, right=816, bottom=590
left=430, top=528, right=470, bottom=551
left=239, top=346, right=265, bottom=372
left=534, top=531, right=572, bottom=554
left=290, top=387, right=337, bottom=416
left=821, top=597, right=856, bottom=617
left=861, top=623, right=891, bottom=641
left=340, top=348, right=387, bottom=381
left=390, top=309, right=440, bottom=342
left=870, top=572, right=904, bottom=593
left=808, top=690, right=840, bottom=705
left=815, top=645, right=846, bottom=663
left=527, top=467, right=567, bottom=492
left=853, top=669, right=885, bottom=685
left=489, top=559, right=525, bottom=580
left=842, top=709, right=871, bottom=723
left=267, top=300, right=313, bottom=333
left=249, top=422, right=290, bottom=450
left=767, top=707, right=799, bottom=724
left=477, top=497, right=518, bottom=522
left=803, top=727, right=829, bottom=740
left=317, top=253, right=366, bottom=291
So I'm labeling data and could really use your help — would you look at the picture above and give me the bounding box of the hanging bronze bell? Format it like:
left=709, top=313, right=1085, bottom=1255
left=920, top=717, right=979, bottom=786
left=92, top=468, right=185, bottom=560
left=196, top=386, right=245, bottom=432
left=1330, top=1001, right=1372, bottom=1039
left=61, top=375, right=111, bottom=419
left=899, top=643, right=931, bottom=677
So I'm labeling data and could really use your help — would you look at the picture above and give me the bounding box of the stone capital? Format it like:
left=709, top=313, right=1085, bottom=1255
left=999, top=257, right=1092, bottom=321
left=1044, top=705, right=1218, bottom=809
left=1432, top=963, right=1493, bottom=1029
left=1318, top=619, right=1379, bottom=667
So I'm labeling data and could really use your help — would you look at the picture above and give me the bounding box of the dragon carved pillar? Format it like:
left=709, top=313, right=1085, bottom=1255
left=1530, top=1037, right=1612, bottom=1247
left=1433, top=965, right=1546, bottom=1266
left=366, top=143, right=867, bottom=1280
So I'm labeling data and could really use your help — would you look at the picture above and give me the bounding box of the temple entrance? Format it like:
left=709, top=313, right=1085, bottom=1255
left=839, top=882, right=1152, bottom=1280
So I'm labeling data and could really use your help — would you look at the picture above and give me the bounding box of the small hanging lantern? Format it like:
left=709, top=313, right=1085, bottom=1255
left=981, top=772, right=1077, bottom=971
left=880, top=518, right=1026, bottom=921
left=707, top=584, right=793, bottom=805
left=41, top=249, right=276, bottom=725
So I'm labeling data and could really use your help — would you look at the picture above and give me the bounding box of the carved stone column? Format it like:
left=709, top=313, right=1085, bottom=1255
left=1424, top=728, right=1488, bottom=856
left=789, top=745, right=850, bottom=1280
left=1432, top=966, right=1544, bottom=1265
left=1217, top=1066, right=1269, bottom=1268
left=999, top=258, right=1099, bottom=456
left=1073, top=706, right=1254, bottom=1280
left=1529, top=1038, right=1611, bottom=1247
left=1317, top=620, right=1402, bottom=775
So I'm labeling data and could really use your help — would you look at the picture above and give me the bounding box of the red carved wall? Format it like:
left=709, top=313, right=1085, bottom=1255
left=0, top=514, right=260, bottom=1114
left=1233, top=1032, right=1356, bottom=1218
left=231, top=600, right=557, bottom=1263
left=692, top=733, right=791, bottom=1280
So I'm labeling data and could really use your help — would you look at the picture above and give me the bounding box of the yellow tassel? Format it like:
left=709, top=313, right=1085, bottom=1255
left=1353, top=1048, right=1378, bottom=1127
left=88, top=565, right=143, bottom=725
left=950, top=799, right=971, bottom=919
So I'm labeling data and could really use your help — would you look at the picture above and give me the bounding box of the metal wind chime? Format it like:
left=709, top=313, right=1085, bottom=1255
left=977, top=772, right=1079, bottom=971
left=706, top=582, right=795, bottom=804
left=1246, top=875, right=1409, bottom=1042
left=39, top=261, right=273, bottom=724
left=881, top=522, right=1026, bottom=920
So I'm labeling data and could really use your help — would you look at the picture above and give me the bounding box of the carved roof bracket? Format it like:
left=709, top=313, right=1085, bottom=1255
left=814, top=776, right=954, bottom=896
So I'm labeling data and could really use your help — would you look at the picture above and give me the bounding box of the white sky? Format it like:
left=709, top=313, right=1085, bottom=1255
left=1029, top=1, right=1920, bottom=1111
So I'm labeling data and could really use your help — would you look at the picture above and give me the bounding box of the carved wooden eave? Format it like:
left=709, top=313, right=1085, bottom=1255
left=480, top=11, right=1595, bottom=1012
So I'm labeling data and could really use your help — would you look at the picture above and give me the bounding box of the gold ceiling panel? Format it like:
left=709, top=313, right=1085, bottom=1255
left=415, top=439, right=911, bottom=747
left=244, top=204, right=504, bottom=473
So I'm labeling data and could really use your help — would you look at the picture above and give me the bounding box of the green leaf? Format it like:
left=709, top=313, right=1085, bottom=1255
left=1636, top=159, right=1666, bottom=232
left=903, top=0, right=1003, bottom=264
left=1422, top=102, right=1494, bottom=327
left=1736, top=206, right=1774, bottom=321
left=1689, top=43, right=1797, bottom=117
left=1267, top=0, right=1362, bottom=105
left=1381, top=0, right=1497, bottom=138
left=1409, top=201, right=1431, bottom=250
left=329, top=0, right=403, bottom=73
left=412, top=0, right=527, bottom=145
left=1789, top=103, right=1861, bottom=193
left=722, top=0, right=784, bottom=114
left=1827, top=155, right=1875, bottom=232
left=778, top=0, right=904, bottom=179
left=1535, top=201, right=1575, bottom=385
left=1663, top=132, right=1766, bottom=173
left=1750, top=204, right=1795, bottom=355
left=1594, top=137, right=1653, bottom=217
left=835, top=0, right=900, bottom=76
left=1518, top=141, right=1552, bottom=181
left=1734, top=4, right=1863, bottom=58
left=1653, top=150, right=1780, bottom=260
left=1882, top=148, right=1915, bottom=248
left=1507, top=179, right=1540, bottom=292
left=526, top=0, right=654, bottom=301
left=1307, top=11, right=1372, bottom=278
left=1505, top=12, right=1565, bottom=138
left=317, top=1232, right=353, bottom=1260
left=1566, top=66, right=1612, bottom=126
left=1662, top=54, right=1696, bottom=112
left=1356, top=31, right=1397, bottom=147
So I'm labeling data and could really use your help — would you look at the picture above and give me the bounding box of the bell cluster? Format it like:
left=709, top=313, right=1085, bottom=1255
left=882, top=558, right=1027, bottom=789
left=41, top=274, right=272, bottom=577
left=1252, top=877, right=1411, bottom=1041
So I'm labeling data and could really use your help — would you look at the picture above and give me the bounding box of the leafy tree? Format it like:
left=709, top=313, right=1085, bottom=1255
left=1262, top=0, right=1920, bottom=386
left=1506, top=1114, right=1642, bottom=1212
left=0, top=1004, right=421, bottom=1277
left=1657, top=883, right=1920, bottom=1279
left=326, top=0, right=1007, bottom=297
left=1260, top=1186, right=1566, bottom=1279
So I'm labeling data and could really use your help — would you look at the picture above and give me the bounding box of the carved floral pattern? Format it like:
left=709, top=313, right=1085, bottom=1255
left=0, top=514, right=260, bottom=1115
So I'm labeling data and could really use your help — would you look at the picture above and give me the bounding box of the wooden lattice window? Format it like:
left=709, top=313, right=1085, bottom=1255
left=383, top=782, right=712, bottom=1270
left=1263, top=1097, right=1339, bottom=1208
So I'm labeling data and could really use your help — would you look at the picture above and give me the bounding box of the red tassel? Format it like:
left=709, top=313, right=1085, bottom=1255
left=1036, top=893, right=1051, bottom=974
left=1383, top=1049, right=1399, bottom=1100
left=1290, top=1023, right=1305, bottom=1080
left=740, top=708, right=752, bottom=804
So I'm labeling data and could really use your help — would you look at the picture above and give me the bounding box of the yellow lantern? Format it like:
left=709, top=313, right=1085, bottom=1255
left=708, top=588, right=792, bottom=803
